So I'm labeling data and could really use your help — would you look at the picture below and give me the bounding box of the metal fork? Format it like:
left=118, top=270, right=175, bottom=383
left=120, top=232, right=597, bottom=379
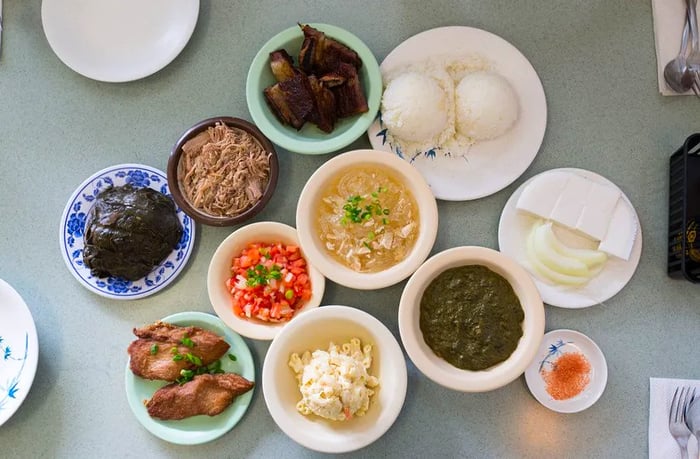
left=669, top=386, right=696, bottom=459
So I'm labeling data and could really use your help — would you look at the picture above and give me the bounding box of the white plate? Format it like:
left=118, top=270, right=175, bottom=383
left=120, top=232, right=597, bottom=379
left=59, top=163, right=196, bottom=300
left=524, top=329, right=607, bottom=413
left=41, top=0, right=199, bottom=82
left=0, top=279, right=39, bottom=426
left=498, top=168, right=642, bottom=309
left=367, top=26, right=547, bottom=201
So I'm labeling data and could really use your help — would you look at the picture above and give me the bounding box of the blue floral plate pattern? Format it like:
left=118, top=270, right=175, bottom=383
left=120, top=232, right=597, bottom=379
left=366, top=26, right=547, bottom=201
left=0, top=279, right=39, bottom=427
left=59, top=163, right=196, bottom=300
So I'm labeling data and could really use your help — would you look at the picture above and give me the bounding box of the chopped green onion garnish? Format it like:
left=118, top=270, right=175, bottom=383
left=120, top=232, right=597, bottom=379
left=285, top=289, right=294, bottom=300
left=150, top=344, right=159, bottom=355
left=172, top=354, right=184, bottom=361
left=180, top=369, right=193, bottom=378
left=185, top=353, right=202, bottom=366
left=180, top=334, right=195, bottom=348
left=170, top=347, right=178, bottom=354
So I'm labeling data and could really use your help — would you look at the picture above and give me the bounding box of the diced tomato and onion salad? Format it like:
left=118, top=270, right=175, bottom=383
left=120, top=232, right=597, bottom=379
left=227, top=242, right=312, bottom=322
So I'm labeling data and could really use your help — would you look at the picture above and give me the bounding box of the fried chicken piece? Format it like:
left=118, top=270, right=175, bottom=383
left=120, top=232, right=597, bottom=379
left=133, top=322, right=230, bottom=362
left=128, top=322, right=230, bottom=381
left=146, top=373, right=255, bottom=420
left=128, top=339, right=195, bottom=381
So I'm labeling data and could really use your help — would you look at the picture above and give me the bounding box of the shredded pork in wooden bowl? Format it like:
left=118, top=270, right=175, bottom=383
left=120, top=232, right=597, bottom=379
left=167, top=117, right=279, bottom=226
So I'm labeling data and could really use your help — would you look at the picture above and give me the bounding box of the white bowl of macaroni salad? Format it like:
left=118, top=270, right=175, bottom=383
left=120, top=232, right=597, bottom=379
left=262, top=305, right=407, bottom=453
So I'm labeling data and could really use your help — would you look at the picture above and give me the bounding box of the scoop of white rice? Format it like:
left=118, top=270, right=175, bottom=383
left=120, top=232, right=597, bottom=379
left=455, top=71, right=519, bottom=141
left=381, top=72, right=449, bottom=143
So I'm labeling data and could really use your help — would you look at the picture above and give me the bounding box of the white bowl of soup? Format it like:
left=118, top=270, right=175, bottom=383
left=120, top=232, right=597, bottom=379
left=296, top=149, right=438, bottom=289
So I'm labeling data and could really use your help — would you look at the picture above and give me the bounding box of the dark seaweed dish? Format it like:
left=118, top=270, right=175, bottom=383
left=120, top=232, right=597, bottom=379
left=83, top=184, right=183, bottom=281
left=419, top=265, right=524, bottom=371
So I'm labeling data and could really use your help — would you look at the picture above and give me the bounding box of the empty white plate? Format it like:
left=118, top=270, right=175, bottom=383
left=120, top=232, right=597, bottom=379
left=41, top=0, right=199, bottom=82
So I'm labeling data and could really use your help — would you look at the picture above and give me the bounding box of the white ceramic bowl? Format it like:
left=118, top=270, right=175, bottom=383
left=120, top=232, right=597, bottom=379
left=398, top=246, right=545, bottom=392
left=295, top=149, right=438, bottom=290
left=207, top=221, right=325, bottom=340
left=524, top=329, right=607, bottom=413
left=262, top=305, right=407, bottom=454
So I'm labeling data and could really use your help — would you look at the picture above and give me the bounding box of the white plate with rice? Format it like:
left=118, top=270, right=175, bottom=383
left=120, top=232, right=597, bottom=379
left=367, top=26, right=547, bottom=201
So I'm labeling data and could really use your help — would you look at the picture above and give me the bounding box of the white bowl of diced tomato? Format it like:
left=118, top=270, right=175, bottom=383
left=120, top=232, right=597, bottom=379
left=208, top=221, right=326, bottom=340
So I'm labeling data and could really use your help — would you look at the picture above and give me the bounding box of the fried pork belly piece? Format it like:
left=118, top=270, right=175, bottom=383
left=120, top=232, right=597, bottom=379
left=133, top=322, right=230, bottom=362
left=298, top=24, right=362, bottom=75
left=263, top=73, right=315, bottom=130
left=146, top=373, right=255, bottom=420
left=331, top=62, right=369, bottom=117
left=307, top=75, right=337, bottom=133
left=269, top=49, right=299, bottom=82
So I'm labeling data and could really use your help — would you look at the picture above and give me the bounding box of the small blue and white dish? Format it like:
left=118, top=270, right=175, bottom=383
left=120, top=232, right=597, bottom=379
left=0, top=279, right=39, bottom=427
left=524, top=329, right=607, bottom=413
left=59, top=163, right=196, bottom=300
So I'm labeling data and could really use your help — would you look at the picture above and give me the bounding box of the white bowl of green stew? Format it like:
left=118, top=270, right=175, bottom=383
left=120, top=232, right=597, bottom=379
left=398, top=246, right=545, bottom=392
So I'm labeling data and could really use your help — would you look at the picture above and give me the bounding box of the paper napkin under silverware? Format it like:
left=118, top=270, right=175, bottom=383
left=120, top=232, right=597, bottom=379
left=651, top=0, right=698, bottom=96
left=649, top=377, right=700, bottom=458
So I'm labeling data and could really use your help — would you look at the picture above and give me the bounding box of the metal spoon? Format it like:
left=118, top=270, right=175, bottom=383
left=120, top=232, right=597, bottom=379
left=664, top=16, right=693, bottom=93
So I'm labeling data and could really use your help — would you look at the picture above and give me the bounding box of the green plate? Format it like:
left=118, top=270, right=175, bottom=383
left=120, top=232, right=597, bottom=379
left=246, top=23, right=382, bottom=155
left=124, top=312, right=255, bottom=445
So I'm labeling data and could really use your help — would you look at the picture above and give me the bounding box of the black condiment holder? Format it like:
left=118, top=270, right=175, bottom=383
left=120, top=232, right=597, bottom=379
left=668, top=133, right=700, bottom=282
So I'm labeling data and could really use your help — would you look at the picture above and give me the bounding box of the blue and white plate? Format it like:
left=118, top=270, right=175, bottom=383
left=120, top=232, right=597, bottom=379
left=0, top=279, right=39, bottom=427
left=367, top=26, right=547, bottom=201
left=524, top=329, right=607, bottom=413
left=59, top=163, right=196, bottom=300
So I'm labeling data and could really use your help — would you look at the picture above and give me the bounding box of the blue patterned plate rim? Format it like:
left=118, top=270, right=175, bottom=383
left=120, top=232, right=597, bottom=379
left=366, top=26, right=547, bottom=201
left=59, top=163, right=196, bottom=300
left=523, top=329, right=608, bottom=413
left=0, top=279, right=39, bottom=427
left=124, top=311, right=255, bottom=445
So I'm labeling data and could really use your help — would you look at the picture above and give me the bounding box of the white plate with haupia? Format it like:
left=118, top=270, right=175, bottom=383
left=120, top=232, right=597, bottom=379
left=42, top=0, right=199, bottom=82
left=498, top=168, right=642, bottom=309
left=367, top=26, right=547, bottom=201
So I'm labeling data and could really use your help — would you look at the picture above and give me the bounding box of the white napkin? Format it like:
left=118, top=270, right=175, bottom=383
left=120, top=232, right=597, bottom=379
left=649, top=377, right=700, bottom=458
left=651, top=0, right=698, bottom=95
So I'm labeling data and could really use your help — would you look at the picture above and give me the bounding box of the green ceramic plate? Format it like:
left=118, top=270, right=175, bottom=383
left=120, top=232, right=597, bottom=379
left=124, top=311, right=255, bottom=445
left=246, top=23, right=382, bottom=155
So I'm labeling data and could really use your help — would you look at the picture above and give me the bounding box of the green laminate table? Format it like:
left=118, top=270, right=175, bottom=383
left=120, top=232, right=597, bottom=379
left=1, top=1, right=698, bottom=458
